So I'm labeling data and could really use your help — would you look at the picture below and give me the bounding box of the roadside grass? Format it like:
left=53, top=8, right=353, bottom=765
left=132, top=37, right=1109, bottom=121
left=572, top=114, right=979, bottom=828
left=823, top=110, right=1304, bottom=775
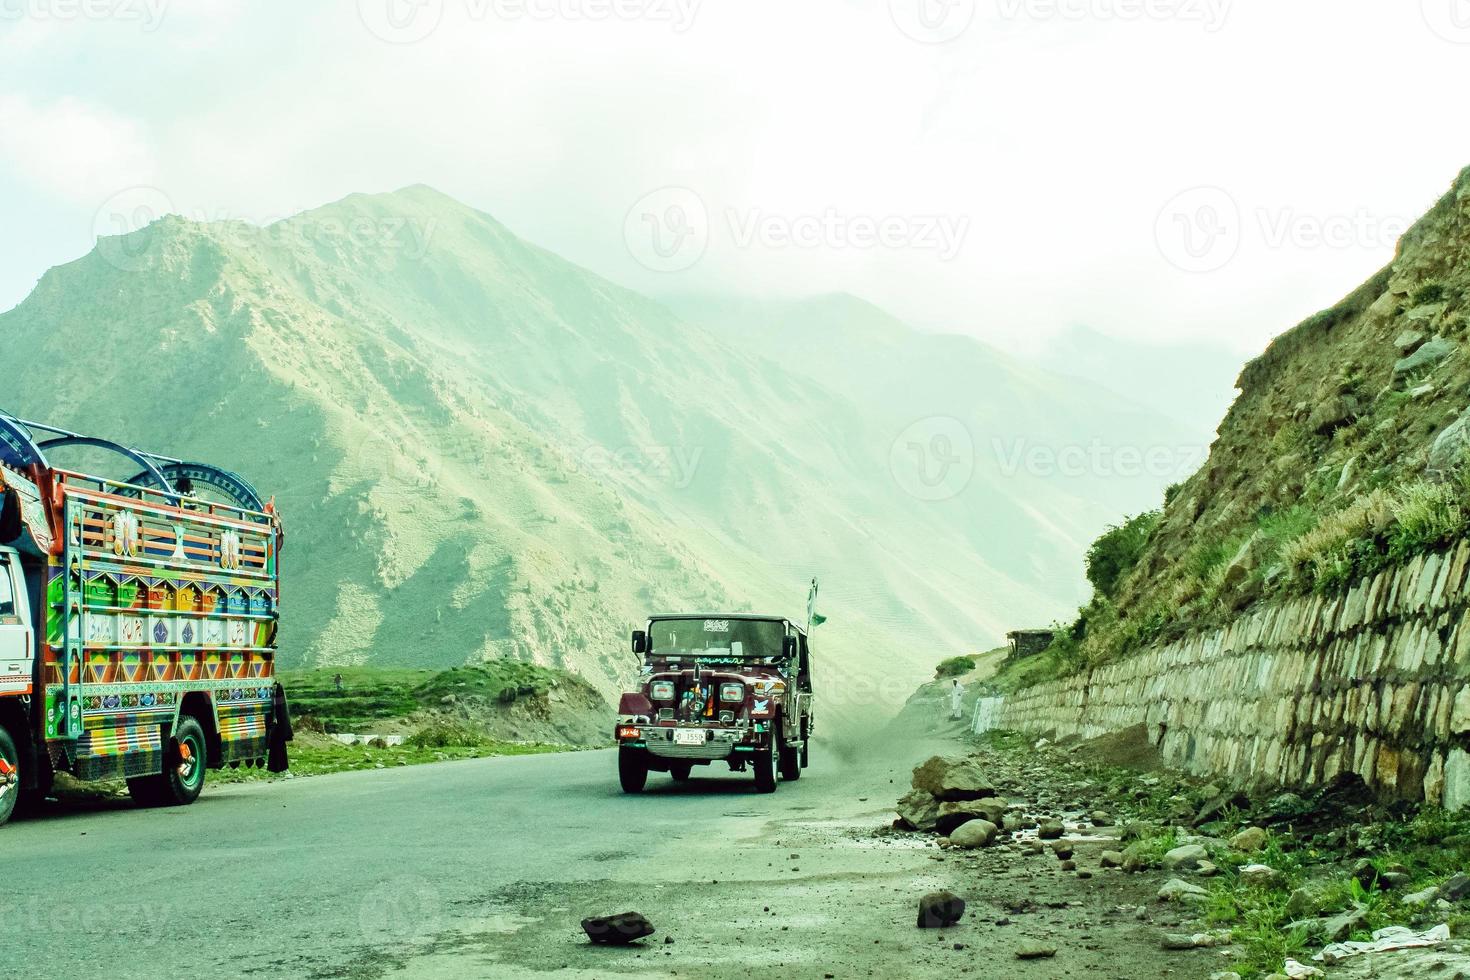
left=213, top=732, right=574, bottom=783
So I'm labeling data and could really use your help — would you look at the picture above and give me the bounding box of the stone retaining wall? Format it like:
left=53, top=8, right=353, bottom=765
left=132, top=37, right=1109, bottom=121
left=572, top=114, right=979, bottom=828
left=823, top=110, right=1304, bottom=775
left=1000, top=541, right=1470, bottom=807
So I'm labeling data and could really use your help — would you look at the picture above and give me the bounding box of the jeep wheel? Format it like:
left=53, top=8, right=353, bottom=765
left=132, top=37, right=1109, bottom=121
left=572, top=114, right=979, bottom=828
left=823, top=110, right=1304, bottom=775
left=0, top=727, right=20, bottom=827
left=778, top=737, right=801, bottom=782
left=753, top=750, right=777, bottom=794
left=618, top=748, right=648, bottom=793
left=669, top=761, right=692, bottom=782
left=128, top=715, right=208, bottom=808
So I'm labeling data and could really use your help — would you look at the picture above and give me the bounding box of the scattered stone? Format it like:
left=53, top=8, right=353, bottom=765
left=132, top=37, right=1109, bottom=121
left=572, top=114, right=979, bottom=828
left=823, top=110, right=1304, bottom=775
left=1023, top=841, right=1045, bottom=856
left=1239, top=864, right=1281, bottom=887
left=1395, top=335, right=1456, bottom=381
left=1319, top=905, right=1368, bottom=943
left=1380, top=871, right=1413, bottom=891
left=936, top=799, right=1006, bottom=834
left=1161, top=933, right=1217, bottom=950
left=1208, top=973, right=1243, bottom=980
left=1051, top=843, right=1075, bottom=861
left=911, top=756, right=997, bottom=801
left=582, top=912, right=656, bottom=945
left=1195, top=860, right=1219, bottom=878
left=1037, top=819, right=1065, bottom=840
left=1059, top=860, right=1076, bottom=872
left=1230, top=827, right=1269, bottom=853
left=1286, top=887, right=1323, bottom=920
left=917, top=890, right=966, bottom=928
left=950, top=819, right=998, bottom=850
left=1429, top=407, right=1470, bottom=476
left=1158, top=879, right=1209, bottom=904
left=1441, top=874, right=1470, bottom=902
left=1099, top=850, right=1124, bottom=869
left=1090, top=810, right=1113, bottom=826
left=1015, top=944, right=1057, bottom=960
left=1163, top=844, right=1209, bottom=872
left=1075, top=869, right=1092, bottom=880
left=1402, top=886, right=1440, bottom=908
left=1396, top=329, right=1428, bottom=354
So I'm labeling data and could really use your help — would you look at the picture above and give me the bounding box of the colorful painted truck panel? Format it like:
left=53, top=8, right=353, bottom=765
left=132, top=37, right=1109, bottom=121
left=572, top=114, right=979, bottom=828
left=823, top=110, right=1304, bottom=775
left=0, top=412, right=288, bottom=827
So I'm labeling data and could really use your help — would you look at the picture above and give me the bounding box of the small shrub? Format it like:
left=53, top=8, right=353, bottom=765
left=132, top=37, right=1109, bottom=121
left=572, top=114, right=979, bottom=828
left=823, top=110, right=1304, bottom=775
left=1389, top=481, right=1467, bottom=559
left=406, top=722, right=488, bottom=748
left=935, top=655, right=974, bottom=678
left=1414, top=282, right=1448, bottom=305
left=1086, top=511, right=1161, bottom=599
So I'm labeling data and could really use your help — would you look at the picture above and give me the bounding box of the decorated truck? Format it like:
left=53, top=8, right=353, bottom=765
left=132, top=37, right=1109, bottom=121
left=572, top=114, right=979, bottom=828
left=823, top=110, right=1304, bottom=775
left=615, top=613, right=813, bottom=794
left=0, top=412, right=289, bottom=827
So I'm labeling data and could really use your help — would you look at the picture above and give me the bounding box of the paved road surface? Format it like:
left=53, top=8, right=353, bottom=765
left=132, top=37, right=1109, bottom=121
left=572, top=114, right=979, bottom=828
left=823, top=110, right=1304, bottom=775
left=7, top=737, right=1186, bottom=979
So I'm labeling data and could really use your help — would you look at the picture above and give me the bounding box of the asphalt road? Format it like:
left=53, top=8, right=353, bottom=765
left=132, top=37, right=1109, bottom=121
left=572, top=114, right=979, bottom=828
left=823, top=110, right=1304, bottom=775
left=5, top=739, right=966, bottom=980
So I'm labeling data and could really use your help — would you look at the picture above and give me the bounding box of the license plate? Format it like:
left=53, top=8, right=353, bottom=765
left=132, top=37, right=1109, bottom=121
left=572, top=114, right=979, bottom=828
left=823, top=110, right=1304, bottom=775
left=674, top=728, right=706, bottom=746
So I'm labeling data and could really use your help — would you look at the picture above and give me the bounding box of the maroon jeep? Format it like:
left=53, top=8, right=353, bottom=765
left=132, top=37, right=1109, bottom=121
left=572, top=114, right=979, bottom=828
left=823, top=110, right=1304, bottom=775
left=615, top=614, right=814, bottom=794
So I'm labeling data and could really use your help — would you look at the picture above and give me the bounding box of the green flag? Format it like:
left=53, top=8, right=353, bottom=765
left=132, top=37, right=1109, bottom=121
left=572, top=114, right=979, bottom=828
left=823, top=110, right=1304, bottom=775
left=807, top=578, right=827, bottom=629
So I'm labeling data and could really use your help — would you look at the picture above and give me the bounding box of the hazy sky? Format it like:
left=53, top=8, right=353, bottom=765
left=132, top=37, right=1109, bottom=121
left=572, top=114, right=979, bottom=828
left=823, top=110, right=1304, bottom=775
left=1, top=0, right=1467, bottom=356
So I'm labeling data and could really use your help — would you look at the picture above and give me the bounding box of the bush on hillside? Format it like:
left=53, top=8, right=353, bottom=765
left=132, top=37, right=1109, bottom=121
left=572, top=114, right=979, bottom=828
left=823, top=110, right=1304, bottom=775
left=1085, top=511, right=1161, bottom=599
left=935, top=655, right=975, bottom=679
left=406, top=722, right=489, bottom=749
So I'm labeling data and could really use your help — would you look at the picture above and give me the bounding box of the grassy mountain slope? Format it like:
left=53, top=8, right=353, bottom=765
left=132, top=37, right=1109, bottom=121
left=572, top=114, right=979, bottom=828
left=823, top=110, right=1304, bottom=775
left=0, top=185, right=1193, bottom=722
left=1063, top=166, right=1470, bottom=666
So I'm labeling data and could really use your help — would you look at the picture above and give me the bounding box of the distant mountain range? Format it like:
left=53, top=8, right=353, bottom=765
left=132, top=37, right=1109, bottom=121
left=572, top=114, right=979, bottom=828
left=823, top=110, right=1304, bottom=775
left=0, top=186, right=1201, bottom=719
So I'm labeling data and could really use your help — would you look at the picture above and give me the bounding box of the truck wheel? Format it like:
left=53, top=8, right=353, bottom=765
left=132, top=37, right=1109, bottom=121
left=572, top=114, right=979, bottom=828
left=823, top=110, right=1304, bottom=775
left=128, top=716, right=208, bottom=808
left=753, top=750, right=777, bottom=794
left=0, top=727, right=20, bottom=827
left=778, top=737, right=801, bottom=782
left=669, top=761, right=692, bottom=782
left=618, top=748, right=648, bottom=793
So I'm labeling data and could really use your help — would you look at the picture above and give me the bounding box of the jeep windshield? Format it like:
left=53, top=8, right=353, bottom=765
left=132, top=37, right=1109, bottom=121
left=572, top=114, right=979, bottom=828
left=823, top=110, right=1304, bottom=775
left=649, top=617, right=785, bottom=661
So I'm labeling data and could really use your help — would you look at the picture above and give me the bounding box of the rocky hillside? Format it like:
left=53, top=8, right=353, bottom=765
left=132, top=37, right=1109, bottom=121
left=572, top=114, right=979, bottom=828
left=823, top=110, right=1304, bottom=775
left=1067, top=165, right=1470, bottom=667
left=0, top=186, right=1188, bottom=714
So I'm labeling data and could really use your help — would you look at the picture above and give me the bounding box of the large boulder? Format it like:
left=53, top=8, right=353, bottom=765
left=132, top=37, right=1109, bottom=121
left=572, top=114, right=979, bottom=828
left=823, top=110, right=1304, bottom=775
left=582, top=912, right=655, bottom=945
left=1428, top=406, right=1470, bottom=477
left=1230, top=827, right=1269, bottom=853
left=949, top=819, right=999, bottom=849
left=895, top=789, right=942, bottom=832
left=916, top=890, right=966, bottom=928
left=910, top=755, right=997, bottom=801
left=1163, top=843, right=1210, bottom=871
left=935, top=798, right=1007, bottom=835
left=1394, top=335, right=1456, bottom=382
left=1158, top=879, right=1208, bottom=903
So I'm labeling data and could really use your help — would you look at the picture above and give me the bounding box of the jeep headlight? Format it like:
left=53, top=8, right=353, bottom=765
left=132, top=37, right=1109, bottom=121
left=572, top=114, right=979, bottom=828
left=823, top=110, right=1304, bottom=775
left=650, top=681, right=675, bottom=700
left=720, top=683, right=744, bottom=702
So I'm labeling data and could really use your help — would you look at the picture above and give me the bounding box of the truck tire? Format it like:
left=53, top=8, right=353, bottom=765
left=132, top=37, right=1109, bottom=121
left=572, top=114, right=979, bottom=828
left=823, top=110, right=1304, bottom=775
left=618, top=748, right=648, bottom=793
left=669, top=761, right=692, bottom=782
left=0, top=727, right=20, bottom=827
left=778, top=737, right=801, bottom=782
left=753, top=750, right=777, bottom=794
left=128, top=715, right=208, bottom=808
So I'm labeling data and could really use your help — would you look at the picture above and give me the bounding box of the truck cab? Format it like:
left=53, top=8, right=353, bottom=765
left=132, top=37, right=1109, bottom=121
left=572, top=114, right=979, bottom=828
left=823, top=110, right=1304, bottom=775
left=614, top=613, right=814, bottom=794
